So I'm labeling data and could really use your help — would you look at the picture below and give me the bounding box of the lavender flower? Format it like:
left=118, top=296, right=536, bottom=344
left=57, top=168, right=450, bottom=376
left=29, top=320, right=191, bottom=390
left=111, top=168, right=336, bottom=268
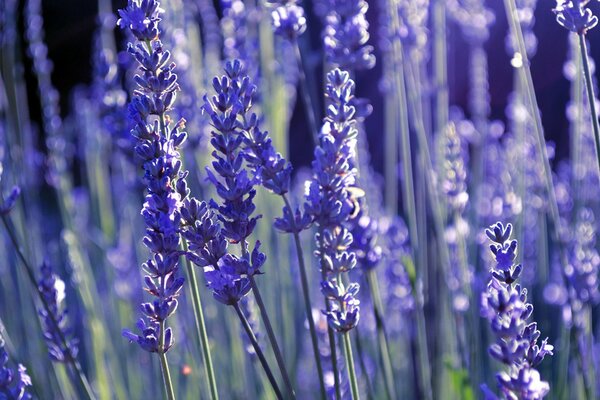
left=118, top=0, right=188, bottom=354
left=268, top=1, right=307, bottom=38
left=305, top=68, right=361, bottom=333
left=194, top=60, right=270, bottom=301
left=203, top=60, right=262, bottom=245
left=38, top=261, right=79, bottom=363
left=0, top=335, right=31, bottom=400
left=481, top=222, right=554, bottom=399
left=554, top=0, right=598, bottom=33
left=322, top=0, right=375, bottom=70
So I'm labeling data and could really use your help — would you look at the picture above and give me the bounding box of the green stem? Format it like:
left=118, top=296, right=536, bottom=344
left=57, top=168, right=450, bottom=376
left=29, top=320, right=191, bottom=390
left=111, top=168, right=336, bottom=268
left=1, top=215, right=96, bottom=400
left=159, top=322, right=176, bottom=400
left=180, top=243, right=219, bottom=400
left=342, top=332, right=360, bottom=400
left=366, top=270, right=397, bottom=400
left=578, top=33, right=600, bottom=178
left=282, top=194, right=326, bottom=400
left=247, top=274, right=296, bottom=399
left=233, top=303, right=284, bottom=399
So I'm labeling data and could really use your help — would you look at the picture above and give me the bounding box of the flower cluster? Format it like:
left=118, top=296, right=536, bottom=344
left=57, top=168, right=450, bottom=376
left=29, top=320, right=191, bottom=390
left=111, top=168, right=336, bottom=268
left=481, top=222, right=554, bottom=399
left=198, top=60, right=270, bottom=302
left=554, top=0, right=598, bottom=33
left=305, top=69, right=361, bottom=333
left=118, top=0, right=188, bottom=354
left=0, top=335, right=31, bottom=400
left=38, top=261, right=79, bottom=363
left=180, top=198, right=255, bottom=305
left=203, top=60, right=262, bottom=245
left=322, top=0, right=375, bottom=70
left=268, top=1, right=307, bottom=38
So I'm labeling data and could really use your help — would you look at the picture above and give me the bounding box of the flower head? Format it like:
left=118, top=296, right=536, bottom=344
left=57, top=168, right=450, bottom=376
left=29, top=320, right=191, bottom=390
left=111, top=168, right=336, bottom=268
left=118, top=0, right=189, bottom=353
left=305, top=69, right=363, bottom=332
left=481, top=222, right=553, bottom=399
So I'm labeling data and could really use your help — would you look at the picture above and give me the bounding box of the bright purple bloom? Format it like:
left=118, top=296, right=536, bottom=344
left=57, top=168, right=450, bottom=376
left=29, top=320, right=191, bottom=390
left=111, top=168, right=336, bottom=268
left=117, top=0, right=163, bottom=41
left=118, top=0, right=188, bottom=353
left=0, top=336, right=32, bottom=400
left=180, top=198, right=253, bottom=305
left=38, top=261, right=79, bottom=363
left=203, top=60, right=262, bottom=245
left=481, top=222, right=553, bottom=399
left=305, top=69, right=362, bottom=332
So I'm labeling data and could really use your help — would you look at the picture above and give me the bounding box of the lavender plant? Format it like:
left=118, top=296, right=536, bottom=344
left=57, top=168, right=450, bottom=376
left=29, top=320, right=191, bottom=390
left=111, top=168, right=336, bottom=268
left=482, top=222, right=554, bottom=399
left=200, top=59, right=295, bottom=399
left=117, top=1, right=198, bottom=397
left=305, top=68, right=362, bottom=400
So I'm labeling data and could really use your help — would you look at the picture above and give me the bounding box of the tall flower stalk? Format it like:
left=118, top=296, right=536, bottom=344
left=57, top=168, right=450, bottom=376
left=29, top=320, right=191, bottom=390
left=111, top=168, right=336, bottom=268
left=554, top=0, right=600, bottom=178
left=305, top=69, right=362, bottom=400
left=201, top=60, right=295, bottom=399
left=116, top=1, right=210, bottom=398
left=481, top=222, right=554, bottom=399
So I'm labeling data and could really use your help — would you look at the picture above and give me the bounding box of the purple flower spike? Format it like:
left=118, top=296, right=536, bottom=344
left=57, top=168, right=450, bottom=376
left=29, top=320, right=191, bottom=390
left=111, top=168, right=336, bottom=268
left=481, top=222, right=553, bottom=399
left=322, top=0, right=375, bottom=70
left=305, top=69, right=363, bottom=332
left=118, top=0, right=191, bottom=354
left=268, top=1, right=307, bottom=38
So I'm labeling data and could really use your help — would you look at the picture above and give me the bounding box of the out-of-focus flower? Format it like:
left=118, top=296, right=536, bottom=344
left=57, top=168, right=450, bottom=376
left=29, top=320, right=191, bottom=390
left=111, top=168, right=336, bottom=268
left=269, top=1, right=307, bottom=38
left=38, top=261, right=79, bottom=363
left=322, top=0, right=375, bottom=70
left=305, top=69, right=362, bottom=332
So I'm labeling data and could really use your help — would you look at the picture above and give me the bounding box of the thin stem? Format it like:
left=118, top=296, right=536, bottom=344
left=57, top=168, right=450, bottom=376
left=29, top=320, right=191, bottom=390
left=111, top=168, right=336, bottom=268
left=248, top=274, right=296, bottom=399
left=342, top=332, right=360, bottom=400
left=294, top=39, right=320, bottom=146
left=282, top=194, right=326, bottom=400
left=1, top=215, right=96, bottom=400
left=366, top=270, right=397, bottom=400
left=180, top=242, right=219, bottom=400
left=233, top=303, right=284, bottom=400
left=578, top=33, right=600, bottom=178
left=159, top=322, right=176, bottom=400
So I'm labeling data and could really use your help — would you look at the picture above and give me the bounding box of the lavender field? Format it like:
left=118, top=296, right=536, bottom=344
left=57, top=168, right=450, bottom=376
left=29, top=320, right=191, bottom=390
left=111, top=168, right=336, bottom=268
left=1, top=0, right=599, bottom=398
